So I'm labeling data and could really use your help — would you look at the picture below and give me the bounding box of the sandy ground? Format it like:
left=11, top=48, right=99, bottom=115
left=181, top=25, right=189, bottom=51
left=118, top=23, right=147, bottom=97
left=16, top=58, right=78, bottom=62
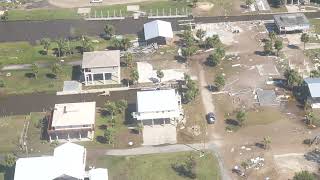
left=188, top=20, right=320, bottom=179
left=48, top=0, right=166, bottom=8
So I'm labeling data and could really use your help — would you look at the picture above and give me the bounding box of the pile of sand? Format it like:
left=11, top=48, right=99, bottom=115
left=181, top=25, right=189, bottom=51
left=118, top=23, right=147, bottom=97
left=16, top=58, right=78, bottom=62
left=196, top=2, right=214, bottom=11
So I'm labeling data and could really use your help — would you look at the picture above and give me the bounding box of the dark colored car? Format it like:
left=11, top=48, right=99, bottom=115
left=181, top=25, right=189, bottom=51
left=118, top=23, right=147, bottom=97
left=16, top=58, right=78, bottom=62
left=206, top=112, right=216, bottom=124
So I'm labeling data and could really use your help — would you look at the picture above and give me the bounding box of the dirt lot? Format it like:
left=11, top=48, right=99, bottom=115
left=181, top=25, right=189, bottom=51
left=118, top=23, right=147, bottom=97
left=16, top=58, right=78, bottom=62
left=189, top=21, right=320, bottom=179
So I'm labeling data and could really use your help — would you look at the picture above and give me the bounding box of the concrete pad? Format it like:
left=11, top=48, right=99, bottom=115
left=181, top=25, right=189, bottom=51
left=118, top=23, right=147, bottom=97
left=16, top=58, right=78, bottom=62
left=137, top=62, right=185, bottom=83
left=77, top=8, right=91, bottom=14
left=142, top=125, right=177, bottom=145
left=256, top=64, right=280, bottom=76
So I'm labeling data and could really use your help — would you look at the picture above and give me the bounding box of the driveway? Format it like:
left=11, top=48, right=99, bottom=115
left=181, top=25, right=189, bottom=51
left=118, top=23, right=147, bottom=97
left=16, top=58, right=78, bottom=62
left=142, top=125, right=177, bottom=145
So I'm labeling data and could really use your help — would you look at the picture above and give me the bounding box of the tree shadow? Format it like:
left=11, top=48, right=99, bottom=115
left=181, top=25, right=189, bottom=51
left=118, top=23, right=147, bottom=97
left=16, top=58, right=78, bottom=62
left=254, top=51, right=267, bottom=56
left=124, top=103, right=136, bottom=125
left=46, top=73, right=56, bottom=79
left=0, top=164, right=15, bottom=180
left=25, top=72, right=35, bottom=78
left=71, top=65, right=82, bottom=81
left=225, top=119, right=239, bottom=126
left=171, top=162, right=196, bottom=179
left=96, top=136, right=107, bottom=143
left=38, top=50, right=47, bottom=55
left=98, top=124, right=108, bottom=130
left=255, top=142, right=265, bottom=149
left=100, top=109, right=111, bottom=117
left=174, top=55, right=186, bottom=63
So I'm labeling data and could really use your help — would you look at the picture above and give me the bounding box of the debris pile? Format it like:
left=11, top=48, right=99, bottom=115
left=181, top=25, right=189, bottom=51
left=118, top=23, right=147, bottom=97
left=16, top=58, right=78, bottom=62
left=305, top=148, right=320, bottom=164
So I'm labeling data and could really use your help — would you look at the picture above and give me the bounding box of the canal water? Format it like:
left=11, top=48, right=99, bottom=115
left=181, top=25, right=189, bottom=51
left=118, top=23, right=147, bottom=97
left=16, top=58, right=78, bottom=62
left=0, top=90, right=137, bottom=116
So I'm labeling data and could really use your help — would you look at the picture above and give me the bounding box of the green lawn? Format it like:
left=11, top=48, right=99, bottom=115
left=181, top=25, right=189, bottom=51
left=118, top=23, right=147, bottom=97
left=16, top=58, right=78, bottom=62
left=310, top=19, right=320, bottom=34
left=270, top=6, right=288, bottom=13
left=0, top=115, right=26, bottom=153
left=8, top=8, right=81, bottom=21
left=246, top=107, right=284, bottom=126
left=0, top=65, right=72, bottom=94
left=94, top=151, right=221, bottom=180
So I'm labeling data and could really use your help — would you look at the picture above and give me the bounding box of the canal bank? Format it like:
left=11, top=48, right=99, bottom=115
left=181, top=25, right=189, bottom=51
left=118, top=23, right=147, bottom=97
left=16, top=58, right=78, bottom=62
left=0, top=89, right=137, bottom=116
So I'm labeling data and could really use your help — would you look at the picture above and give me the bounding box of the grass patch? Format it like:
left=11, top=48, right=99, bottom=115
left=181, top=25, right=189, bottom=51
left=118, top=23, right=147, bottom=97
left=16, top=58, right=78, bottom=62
left=310, top=19, right=320, bottom=34
left=270, top=6, right=288, bottom=13
left=94, top=151, right=221, bottom=180
left=8, top=8, right=81, bottom=21
left=0, top=116, right=26, bottom=153
left=245, top=107, right=284, bottom=126
left=0, top=37, right=109, bottom=65
left=80, top=109, right=142, bottom=149
left=0, top=65, right=72, bottom=94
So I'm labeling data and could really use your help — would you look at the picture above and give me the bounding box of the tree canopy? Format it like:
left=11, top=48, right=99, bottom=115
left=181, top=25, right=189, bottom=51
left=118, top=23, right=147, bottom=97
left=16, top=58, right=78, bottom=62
left=293, top=170, right=316, bottom=180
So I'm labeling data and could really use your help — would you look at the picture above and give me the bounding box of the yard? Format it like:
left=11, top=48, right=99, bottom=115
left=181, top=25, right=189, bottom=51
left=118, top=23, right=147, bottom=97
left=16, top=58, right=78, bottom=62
left=0, top=65, right=72, bottom=94
left=92, top=151, right=221, bottom=180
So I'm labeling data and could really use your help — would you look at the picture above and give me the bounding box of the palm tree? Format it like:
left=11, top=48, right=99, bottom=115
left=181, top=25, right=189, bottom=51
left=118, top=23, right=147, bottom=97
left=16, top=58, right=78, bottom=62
left=81, top=35, right=93, bottom=53
left=301, top=33, right=309, bottom=50
left=245, top=0, right=254, bottom=7
left=264, top=39, right=273, bottom=55
left=124, top=53, right=133, bottom=67
left=104, top=128, right=115, bottom=144
left=293, top=170, right=316, bottom=180
left=56, top=39, right=66, bottom=57
left=136, top=123, right=143, bottom=134
left=31, top=63, right=39, bottom=79
left=51, top=63, right=62, bottom=78
left=214, top=74, right=225, bottom=91
left=104, top=24, right=115, bottom=39
left=263, top=136, right=271, bottom=150
left=274, top=39, right=283, bottom=57
left=196, top=29, right=206, bottom=43
left=40, top=38, right=51, bottom=55
left=182, top=46, right=197, bottom=61
left=236, top=110, right=246, bottom=126
left=4, top=154, right=16, bottom=168
left=268, top=31, right=276, bottom=46
left=130, top=68, right=139, bottom=85
left=156, top=70, right=164, bottom=83
left=121, top=38, right=132, bottom=51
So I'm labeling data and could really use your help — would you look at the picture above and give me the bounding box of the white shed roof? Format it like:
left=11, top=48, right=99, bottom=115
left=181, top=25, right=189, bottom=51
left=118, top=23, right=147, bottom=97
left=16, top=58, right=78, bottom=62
left=14, top=143, right=86, bottom=180
left=144, top=20, right=173, bottom=40
left=82, top=50, right=120, bottom=68
left=52, top=102, right=96, bottom=127
left=137, top=89, right=179, bottom=113
left=305, top=78, right=320, bottom=98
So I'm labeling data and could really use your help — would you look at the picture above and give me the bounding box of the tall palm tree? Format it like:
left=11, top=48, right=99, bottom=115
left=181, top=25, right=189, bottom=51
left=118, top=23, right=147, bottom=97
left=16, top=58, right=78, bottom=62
left=40, top=38, right=51, bottom=55
left=81, top=35, right=93, bottom=53
left=51, top=63, right=62, bottom=78
left=301, top=33, right=309, bottom=50
left=156, top=70, right=164, bottom=83
left=31, top=63, right=39, bottom=79
left=121, top=38, right=132, bottom=51
left=263, top=136, right=271, bottom=150
left=56, top=39, right=66, bottom=57
left=104, top=24, right=115, bottom=39
left=268, top=31, right=276, bottom=47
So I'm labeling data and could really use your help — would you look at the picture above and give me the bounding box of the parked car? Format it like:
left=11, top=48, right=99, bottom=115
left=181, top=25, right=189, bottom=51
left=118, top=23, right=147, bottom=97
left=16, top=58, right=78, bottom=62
left=206, top=112, right=216, bottom=124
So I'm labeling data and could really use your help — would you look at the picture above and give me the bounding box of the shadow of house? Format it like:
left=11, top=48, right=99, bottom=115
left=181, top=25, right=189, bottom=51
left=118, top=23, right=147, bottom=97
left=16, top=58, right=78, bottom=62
left=71, top=65, right=82, bottom=81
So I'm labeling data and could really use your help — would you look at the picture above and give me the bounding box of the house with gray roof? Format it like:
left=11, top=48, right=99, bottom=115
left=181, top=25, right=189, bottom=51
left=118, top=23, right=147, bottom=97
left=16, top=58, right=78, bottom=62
left=273, top=13, right=309, bottom=33
left=305, top=78, right=320, bottom=108
left=82, top=50, right=120, bottom=86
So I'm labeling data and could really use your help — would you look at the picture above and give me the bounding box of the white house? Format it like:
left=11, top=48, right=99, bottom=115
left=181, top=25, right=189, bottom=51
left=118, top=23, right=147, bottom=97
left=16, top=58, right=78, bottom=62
left=305, top=78, right=320, bottom=109
left=132, top=89, right=183, bottom=126
left=48, top=102, right=96, bottom=142
left=82, top=50, right=121, bottom=86
left=14, top=143, right=108, bottom=180
left=14, top=143, right=87, bottom=180
left=144, top=20, right=173, bottom=44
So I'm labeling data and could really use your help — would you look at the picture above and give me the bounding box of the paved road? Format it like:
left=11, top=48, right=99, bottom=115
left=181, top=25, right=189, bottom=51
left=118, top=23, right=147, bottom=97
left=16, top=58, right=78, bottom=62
left=1, top=12, right=320, bottom=43
left=105, top=142, right=230, bottom=180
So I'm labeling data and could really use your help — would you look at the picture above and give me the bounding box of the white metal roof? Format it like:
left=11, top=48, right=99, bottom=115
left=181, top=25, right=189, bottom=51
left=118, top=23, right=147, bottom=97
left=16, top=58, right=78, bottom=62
left=52, top=102, right=96, bottom=127
left=53, top=142, right=86, bottom=179
left=137, top=89, right=179, bottom=113
left=305, top=78, right=320, bottom=98
left=14, top=143, right=86, bottom=180
left=89, top=168, right=109, bottom=180
left=82, top=50, right=120, bottom=68
left=144, top=20, right=173, bottom=40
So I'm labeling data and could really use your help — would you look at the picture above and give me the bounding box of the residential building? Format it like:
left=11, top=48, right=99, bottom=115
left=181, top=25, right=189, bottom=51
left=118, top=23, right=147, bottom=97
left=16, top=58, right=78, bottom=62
left=47, top=102, right=96, bottom=142
left=305, top=78, right=320, bottom=108
left=273, top=13, right=309, bottom=33
left=143, top=20, right=173, bottom=45
left=14, top=142, right=108, bottom=180
left=132, top=89, right=183, bottom=126
left=82, top=50, right=121, bottom=86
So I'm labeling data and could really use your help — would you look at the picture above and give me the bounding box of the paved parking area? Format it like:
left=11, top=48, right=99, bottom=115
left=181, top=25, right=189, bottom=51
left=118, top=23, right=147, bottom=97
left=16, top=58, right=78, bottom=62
left=142, top=125, right=177, bottom=145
